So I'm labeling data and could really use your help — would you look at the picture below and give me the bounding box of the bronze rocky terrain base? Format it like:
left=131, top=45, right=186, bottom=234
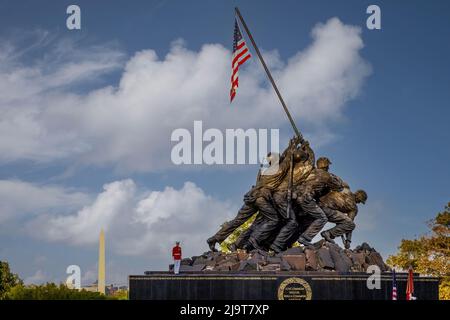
left=169, top=242, right=390, bottom=273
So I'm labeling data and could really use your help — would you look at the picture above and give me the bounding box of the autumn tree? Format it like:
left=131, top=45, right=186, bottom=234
left=387, top=202, right=450, bottom=300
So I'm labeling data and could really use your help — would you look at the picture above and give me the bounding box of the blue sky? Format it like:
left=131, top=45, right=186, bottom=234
left=0, top=0, right=449, bottom=286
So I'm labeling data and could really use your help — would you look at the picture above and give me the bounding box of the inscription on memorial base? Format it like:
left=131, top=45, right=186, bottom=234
left=277, top=277, right=312, bottom=300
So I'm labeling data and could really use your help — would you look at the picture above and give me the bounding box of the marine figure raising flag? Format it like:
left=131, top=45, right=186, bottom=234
left=233, top=7, right=304, bottom=221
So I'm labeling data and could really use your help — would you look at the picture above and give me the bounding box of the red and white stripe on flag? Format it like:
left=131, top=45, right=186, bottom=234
left=406, top=267, right=416, bottom=300
left=230, top=18, right=251, bottom=102
left=392, top=269, right=397, bottom=300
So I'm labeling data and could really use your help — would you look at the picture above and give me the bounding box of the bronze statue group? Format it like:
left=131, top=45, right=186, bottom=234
left=207, top=137, right=367, bottom=253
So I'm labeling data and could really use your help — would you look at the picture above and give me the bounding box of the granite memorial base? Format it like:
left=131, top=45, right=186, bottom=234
left=129, top=272, right=439, bottom=300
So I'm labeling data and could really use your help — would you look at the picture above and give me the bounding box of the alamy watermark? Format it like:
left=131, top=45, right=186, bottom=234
left=66, top=5, right=81, bottom=30
left=66, top=265, right=81, bottom=289
left=366, top=265, right=381, bottom=290
left=171, top=121, right=280, bottom=171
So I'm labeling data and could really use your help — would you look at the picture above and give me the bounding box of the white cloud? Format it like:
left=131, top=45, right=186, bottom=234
left=0, top=179, right=90, bottom=223
left=279, top=18, right=369, bottom=123
left=0, top=18, right=371, bottom=172
left=26, top=180, right=236, bottom=262
left=81, top=267, right=97, bottom=286
left=81, top=261, right=142, bottom=286
left=27, top=180, right=136, bottom=245
left=0, top=33, right=125, bottom=163
left=24, top=269, right=48, bottom=285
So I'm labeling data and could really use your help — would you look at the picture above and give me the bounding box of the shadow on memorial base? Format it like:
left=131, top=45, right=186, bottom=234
left=129, top=272, right=439, bottom=300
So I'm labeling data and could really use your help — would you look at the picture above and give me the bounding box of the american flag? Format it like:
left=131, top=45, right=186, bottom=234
left=392, top=269, right=397, bottom=300
left=230, top=18, right=251, bottom=102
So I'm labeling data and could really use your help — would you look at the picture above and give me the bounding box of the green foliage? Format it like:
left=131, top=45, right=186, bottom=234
left=220, top=214, right=257, bottom=252
left=387, top=202, right=450, bottom=300
left=4, top=283, right=113, bottom=300
left=0, top=261, right=23, bottom=299
left=1, top=261, right=121, bottom=300
left=112, top=289, right=129, bottom=300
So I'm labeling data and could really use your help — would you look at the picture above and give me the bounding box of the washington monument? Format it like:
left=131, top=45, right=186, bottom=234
left=98, top=229, right=105, bottom=294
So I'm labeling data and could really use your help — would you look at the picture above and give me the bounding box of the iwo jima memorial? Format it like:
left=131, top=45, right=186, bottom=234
left=129, top=8, right=439, bottom=300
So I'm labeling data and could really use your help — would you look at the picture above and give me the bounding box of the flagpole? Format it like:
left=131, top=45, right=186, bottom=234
left=234, top=7, right=303, bottom=142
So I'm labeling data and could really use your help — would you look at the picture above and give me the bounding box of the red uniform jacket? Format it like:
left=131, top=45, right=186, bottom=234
left=172, top=246, right=182, bottom=260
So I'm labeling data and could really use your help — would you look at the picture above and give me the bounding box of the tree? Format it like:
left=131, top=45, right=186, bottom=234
left=112, top=289, right=129, bottom=300
left=1, top=261, right=115, bottom=300
left=387, top=202, right=450, bottom=300
left=0, top=261, right=23, bottom=299
left=4, top=283, right=113, bottom=300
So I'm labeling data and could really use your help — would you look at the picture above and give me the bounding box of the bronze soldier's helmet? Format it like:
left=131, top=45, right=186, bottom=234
left=354, top=190, right=368, bottom=204
left=316, top=157, right=332, bottom=171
